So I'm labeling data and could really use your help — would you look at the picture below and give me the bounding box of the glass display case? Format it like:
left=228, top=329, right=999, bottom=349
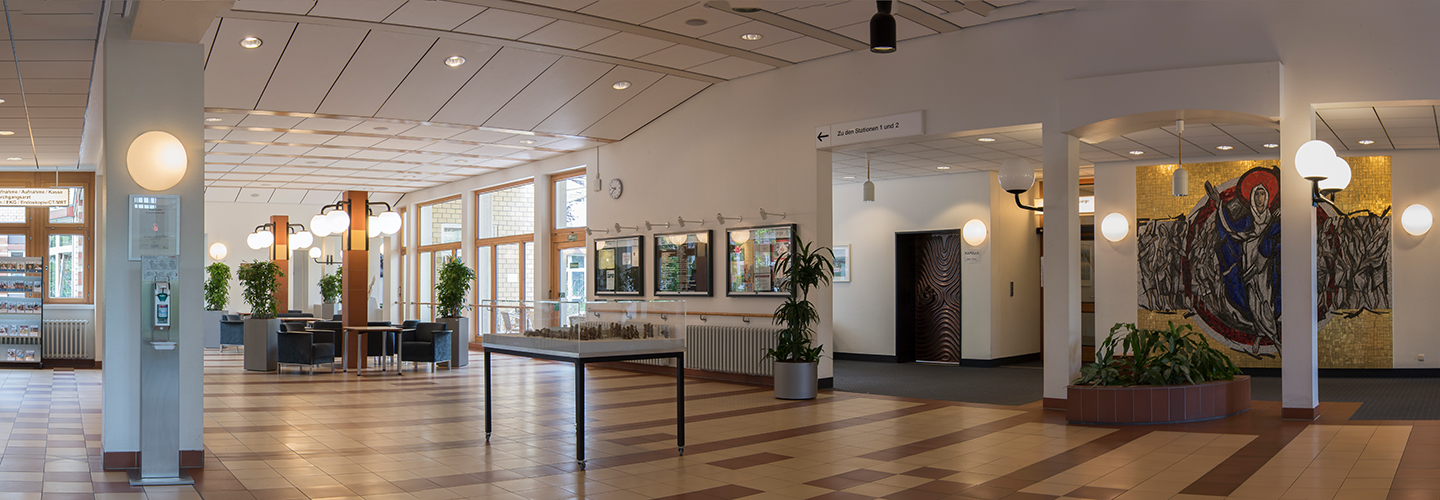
left=481, top=299, right=685, bottom=356
left=594, top=236, right=643, bottom=296
left=0, top=257, right=42, bottom=364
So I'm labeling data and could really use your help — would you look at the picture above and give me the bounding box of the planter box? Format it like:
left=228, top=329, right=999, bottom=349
left=243, top=318, right=279, bottom=372
left=440, top=317, right=468, bottom=368
left=774, top=361, right=818, bottom=400
left=204, top=310, right=225, bottom=349
left=1066, top=375, right=1250, bottom=424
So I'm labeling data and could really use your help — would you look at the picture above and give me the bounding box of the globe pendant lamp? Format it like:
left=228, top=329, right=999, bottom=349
left=870, top=1, right=896, bottom=53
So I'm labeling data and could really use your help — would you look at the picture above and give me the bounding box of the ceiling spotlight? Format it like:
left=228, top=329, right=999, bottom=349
left=843, top=176, right=855, bottom=179
left=685, top=18, right=708, bottom=26
left=1358, top=139, right=1376, bottom=145
left=612, top=81, right=632, bottom=90
left=240, top=37, right=262, bottom=49
left=445, top=56, right=466, bottom=67
left=373, top=126, right=389, bottom=131
left=740, top=33, right=763, bottom=41
left=1263, top=143, right=1279, bottom=148
left=520, top=139, right=536, bottom=145
left=0, top=99, right=5, bottom=104
left=937, top=166, right=951, bottom=170
left=5, top=157, right=21, bottom=161
left=870, top=1, right=896, bottom=53
left=0, top=131, right=14, bottom=135
left=204, top=117, right=222, bottom=122
left=1216, top=145, right=1234, bottom=150
left=1129, top=150, right=1145, bottom=155
left=977, top=137, right=996, bottom=142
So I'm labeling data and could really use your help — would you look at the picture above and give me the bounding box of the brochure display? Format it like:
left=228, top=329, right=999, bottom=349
left=0, top=257, right=43, bottom=365
left=654, top=230, right=712, bottom=296
left=726, top=224, right=797, bottom=296
left=482, top=299, right=685, bottom=467
left=593, top=235, right=643, bottom=296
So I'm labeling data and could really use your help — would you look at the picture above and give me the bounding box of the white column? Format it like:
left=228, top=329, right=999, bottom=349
left=815, top=149, right=834, bottom=382
left=1041, top=130, right=1082, bottom=405
left=1280, top=90, right=1319, bottom=417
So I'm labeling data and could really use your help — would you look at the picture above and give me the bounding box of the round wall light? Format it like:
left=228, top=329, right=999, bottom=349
left=377, top=211, right=403, bottom=235
left=209, top=242, right=228, bottom=261
left=246, top=233, right=262, bottom=250
left=127, top=131, right=187, bottom=191
left=310, top=214, right=332, bottom=237
left=367, top=216, right=382, bottom=238
left=1294, top=140, right=1337, bottom=181
left=1101, top=213, right=1130, bottom=242
left=997, top=158, right=1035, bottom=194
left=291, top=230, right=313, bottom=249
left=309, top=246, right=322, bottom=259
left=326, top=209, right=351, bottom=232
left=962, top=219, right=987, bottom=246
left=1402, top=204, right=1433, bottom=236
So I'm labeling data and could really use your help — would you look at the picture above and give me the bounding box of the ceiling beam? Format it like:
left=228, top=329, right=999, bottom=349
left=895, top=2, right=961, bottom=33
left=705, top=1, right=868, bottom=51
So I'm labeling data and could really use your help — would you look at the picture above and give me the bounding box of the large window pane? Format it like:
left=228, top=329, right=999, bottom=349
left=419, top=251, right=432, bottom=321
left=0, top=235, right=24, bottom=257
left=48, top=188, right=84, bottom=224
left=0, top=207, right=22, bottom=224
left=477, top=183, right=534, bottom=239
left=419, top=198, right=463, bottom=246
left=553, top=177, right=586, bottom=229
left=48, top=235, right=83, bottom=299
left=496, top=243, right=520, bottom=333
left=475, top=246, right=492, bottom=338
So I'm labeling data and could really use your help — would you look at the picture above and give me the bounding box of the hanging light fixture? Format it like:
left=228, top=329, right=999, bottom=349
left=870, top=1, right=896, bottom=53
left=997, top=158, right=1042, bottom=212
left=863, top=152, right=876, bottom=202
left=1173, top=119, right=1189, bottom=197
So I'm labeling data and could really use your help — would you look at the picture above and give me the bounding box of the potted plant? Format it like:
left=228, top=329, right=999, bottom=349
left=1069, top=322, right=1248, bottom=424
left=237, top=260, right=284, bottom=371
left=318, top=266, right=342, bottom=320
left=436, top=258, right=476, bottom=367
left=203, top=262, right=231, bottom=349
left=765, top=235, right=833, bottom=400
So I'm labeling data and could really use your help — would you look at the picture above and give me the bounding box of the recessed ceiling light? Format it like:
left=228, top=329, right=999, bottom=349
left=0, top=131, right=12, bottom=136
left=240, top=37, right=262, bottom=49
left=1263, top=143, right=1279, bottom=148
left=0, top=99, right=6, bottom=104
left=5, top=157, right=21, bottom=161
left=977, top=137, right=995, bottom=142
left=1129, top=150, right=1145, bottom=155
left=306, top=161, right=318, bottom=164
left=843, top=176, right=855, bottom=179
left=740, top=33, right=763, bottom=41
left=454, top=159, right=467, bottom=164
left=373, top=126, right=389, bottom=131
left=612, top=81, right=632, bottom=90
left=520, top=139, right=536, bottom=145
left=937, top=166, right=951, bottom=170
left=204, top=117, right=222, bottom=122
left=685, top=18, right=708, bottom=26
left=250, top=193, right=261, bottom=197
left=1358, top=139, right=1376, bottom=145
left=1216, top=145, right=1234, bottom=150
left=444, top=56, right=465, bottom=67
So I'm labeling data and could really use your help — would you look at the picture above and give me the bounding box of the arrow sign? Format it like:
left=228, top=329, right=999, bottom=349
left=815, top=125, right=833, bottom=147
left=817, top=132, right=829, bottom=141
left=815, top=111, right=924, bottom=149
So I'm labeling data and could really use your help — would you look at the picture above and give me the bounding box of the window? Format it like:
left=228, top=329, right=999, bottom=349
left=477, top=182, right=535, bottom=238
left=48, top=188, right=84, bottom=224
left=0, top=175, right=92, bottom=303
left=474, top=181, right=536, bottom=337
left=554, top=176, right=586, bottom=229
left=419, top=197, right=464, bottom=246
left=48, top=235, right=83, bottom=299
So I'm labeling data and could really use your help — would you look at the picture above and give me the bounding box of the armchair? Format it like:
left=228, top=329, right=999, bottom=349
left=278, top=328, right=336, bottom=374
left=366, top=321, right=397, bottom=368
left=401, top=322, right=452, bottom=371
left=220, top=314, right=245, bottom=353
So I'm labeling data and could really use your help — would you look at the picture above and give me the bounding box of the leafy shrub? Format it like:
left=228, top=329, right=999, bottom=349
left=319, top=267, right=342, bottom=303
left=1074, top=322, right=1241, bottom=387
left=204, top=262, right=231, bottom=311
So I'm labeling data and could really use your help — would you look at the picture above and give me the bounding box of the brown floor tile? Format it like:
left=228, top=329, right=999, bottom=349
left=1063, top=485, right=1127, bottom=500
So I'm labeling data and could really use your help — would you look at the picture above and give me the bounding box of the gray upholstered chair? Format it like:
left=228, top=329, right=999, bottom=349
left=278, top=328, right=336, bottom=374
left=366, top=321, right=397, bottom=368
left=220, top=314, right=245, bottom=352
left=401, top=322, right=452, bottom=371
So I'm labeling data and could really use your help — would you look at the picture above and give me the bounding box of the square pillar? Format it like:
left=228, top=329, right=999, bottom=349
left=1041, top=130, right=1082, bottom=408
left=342, top=191, right=370, bottom=368
left=1280, top=97, right=1320, bottom=419
left=270, top=215, right=289, bottom=312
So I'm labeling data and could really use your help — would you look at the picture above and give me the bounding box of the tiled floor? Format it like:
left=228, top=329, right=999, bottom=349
left=2, top=352, right=1439, bottom=499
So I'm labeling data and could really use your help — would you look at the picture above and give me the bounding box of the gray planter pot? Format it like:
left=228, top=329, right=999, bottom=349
left=774, top=361, right=818, bottom=400
left=440, top=317, right=469, bottom=368
left=320, top=303, right=335, bottom=321
left=243, top=318, right=279, bottom=371
left=204, top=310, right=224, bottom=349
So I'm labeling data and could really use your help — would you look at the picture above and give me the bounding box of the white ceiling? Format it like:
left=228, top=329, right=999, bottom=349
left=0, top=1, right=102, bottom=170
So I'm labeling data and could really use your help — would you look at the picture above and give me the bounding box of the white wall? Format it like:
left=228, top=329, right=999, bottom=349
left=1093, top=164, right=1137, bottom=343
left=203, top=201, right=329, bottom=313
left=1380, top=150, right=1440, bottom=368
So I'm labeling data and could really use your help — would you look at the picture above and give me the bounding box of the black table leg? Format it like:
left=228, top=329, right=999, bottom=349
left=484, top=349, right=492, bottom=441
left=576, top=360, right=586, bottom=468
left=676, top=352, right=685, bottom=455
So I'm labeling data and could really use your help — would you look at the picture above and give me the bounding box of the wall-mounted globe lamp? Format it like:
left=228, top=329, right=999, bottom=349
left=997, top=158, right=1042, bottom=212
left=127, top=131, right=187, bottom=191
left=1101, top=213, right=1130, bottom=242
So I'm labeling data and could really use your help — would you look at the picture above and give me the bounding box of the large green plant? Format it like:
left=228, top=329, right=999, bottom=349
left=1075, top=322, right=1241, bottom=387
left=236, top=260, right=284, bottom=319
left=319, top=267, right=342, bottom=303
left=204, top=262, right=231, bottom=311
left=764, top=236, right=833, bottom=363
left=436, top=258, right=476, bottom=318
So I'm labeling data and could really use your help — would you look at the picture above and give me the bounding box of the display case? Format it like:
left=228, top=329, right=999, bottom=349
left=594, top=236, right=643, bottom=296
left=726, top=224, right=796, bottom=296
left=654, top=230, right=712, bottom=296
left=0, top=257, right=43, bottom=364
left=481, top=299, right=685, bottom=356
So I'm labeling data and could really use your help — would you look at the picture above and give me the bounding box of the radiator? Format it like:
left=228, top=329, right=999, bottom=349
left=43, top=319, right=90, bottom=360
left=631, top=325, right=779, bottom=376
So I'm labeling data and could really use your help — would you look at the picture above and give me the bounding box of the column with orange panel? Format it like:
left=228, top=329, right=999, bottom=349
left=342, top=191, right=370, bottom=369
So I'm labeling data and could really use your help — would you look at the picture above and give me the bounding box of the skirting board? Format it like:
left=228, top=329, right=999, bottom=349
left=834, top=353, right=896, bottom=363
left=834, top=352, right=1041, bottom=367
left=103, top=451, right=203, bottom=471
left=1282, top=406, right=1320, bottom=420
left=1241, top=368, right=1440, bottom=378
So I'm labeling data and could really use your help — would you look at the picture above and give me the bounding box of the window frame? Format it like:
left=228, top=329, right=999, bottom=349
left=32, top=175, right=92, bottom=304
left=474, top=180, right=536, bottom=336
left=413, top=195, right=463, bottom=320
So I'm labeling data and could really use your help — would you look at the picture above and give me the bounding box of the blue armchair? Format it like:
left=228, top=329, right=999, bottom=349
left=220, top=314, right=244, bottom=353
left=278, top=328, right=336, bottom=374
left=401, top=322, right=452, bottom=371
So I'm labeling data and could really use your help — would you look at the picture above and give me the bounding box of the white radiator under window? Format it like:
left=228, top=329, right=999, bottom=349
left=43, top=319, right=91, bottom=360
left=631, top=325, right=779, bottom=376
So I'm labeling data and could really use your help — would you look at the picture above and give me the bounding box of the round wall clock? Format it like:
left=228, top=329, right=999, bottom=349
left=609, top=178, right=623, bottom=199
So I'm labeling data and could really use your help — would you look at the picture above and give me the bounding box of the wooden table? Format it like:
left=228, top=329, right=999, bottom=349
left=341, top=326, right=402, bottom=376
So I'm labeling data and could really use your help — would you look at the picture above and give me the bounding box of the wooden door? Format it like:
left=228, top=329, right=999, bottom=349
left=896, top=231, right=963, bottom=364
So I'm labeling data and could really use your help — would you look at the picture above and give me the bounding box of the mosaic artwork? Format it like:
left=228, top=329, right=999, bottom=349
left=1135, top=158, right=1392, bottom=368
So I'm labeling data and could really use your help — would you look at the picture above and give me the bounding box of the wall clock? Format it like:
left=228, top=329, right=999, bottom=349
left=609, top=178, right=623, bottom=199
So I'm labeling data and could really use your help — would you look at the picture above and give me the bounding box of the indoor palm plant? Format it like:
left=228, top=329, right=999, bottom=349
left=204, top=262, right=231, bottom=349
left=318, top=266, right=342, bottom=320
left=765, top=235, right=833, bottom=400
left=237, top=260, right=283, bottom=371
left=436, top=257, right=476, bottom=367
left=1075, top=321, right=1241, bottom=387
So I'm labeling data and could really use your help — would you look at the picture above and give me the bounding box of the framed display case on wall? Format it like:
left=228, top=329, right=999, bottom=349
left=654, top=230, right=712, bottom=296
left=594, top=235, right=643, bottom=296
left=726, top=224, right=797, bottom=297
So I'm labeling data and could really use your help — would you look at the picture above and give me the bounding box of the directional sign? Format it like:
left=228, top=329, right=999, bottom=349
left=815, top=111, right=924, bottom=149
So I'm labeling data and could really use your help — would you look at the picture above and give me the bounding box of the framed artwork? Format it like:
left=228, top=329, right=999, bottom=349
left=129, top=194, right=180, bottom=260
left=594, top=235, right=643, bottom=296
left=832, top=244, right=850, bottom=282
left=726, top=224, right=797, bottom=297
left=654, top=230, right=712, bottom=296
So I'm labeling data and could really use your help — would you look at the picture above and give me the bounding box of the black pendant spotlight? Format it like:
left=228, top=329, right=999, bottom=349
left=870, top=1, right=896, bottom=53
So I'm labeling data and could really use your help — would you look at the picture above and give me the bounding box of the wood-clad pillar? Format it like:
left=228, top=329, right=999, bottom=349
left=342, top=191, right=370, bottom=368
left=270, top=215, right=289, bottom=313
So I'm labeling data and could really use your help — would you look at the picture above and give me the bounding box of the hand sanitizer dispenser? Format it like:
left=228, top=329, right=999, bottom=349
left=154, top=282, right=171, bottom=329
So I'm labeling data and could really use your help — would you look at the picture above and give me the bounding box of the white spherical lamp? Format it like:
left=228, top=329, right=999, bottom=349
left=1295, top=140, right=1337, bottom=181
left=310, top=214, right=332, bottom=237
left=1402, top=204, right=1432, bottom=236
left=962, top=219, right=987, bottom=246
left=208, top=242, right=228, bottom=261
left=378, top=211, right=402, bottom=235
left=367, top=216, right=382, bottom=238
left=1101, top=213, right=1130, bottom=242
left=308, top=246, right=322, bottom=259
left=127, top=131, right=188, bottom=191
left=256, top=229, right=274, bottom=248
left=1317, top=156, right=1352, bottom=193
left=245, top=233, right=262, bottom=250
left=290, top=230, right=313, bottom=249
left=327, top=209, right=351, bottom=232
left=997, top=158, right=1036, bottom=194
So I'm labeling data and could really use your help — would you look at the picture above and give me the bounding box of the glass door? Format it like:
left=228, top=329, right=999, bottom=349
left=555, top=246, right=586, bottom=301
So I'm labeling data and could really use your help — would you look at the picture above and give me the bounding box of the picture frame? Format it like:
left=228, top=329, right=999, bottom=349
left=653, top=229, right=712, bottom=296
left=726, top=223, right=797, bottom=297
left=129, top=194, right=180, bottom=261
left=832, top=244, right=850, bottom=282
left=593, top=235, right=643, bottom=296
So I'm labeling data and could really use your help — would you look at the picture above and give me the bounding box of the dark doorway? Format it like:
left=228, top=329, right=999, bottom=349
left=896, top=230, right=963, bottom=364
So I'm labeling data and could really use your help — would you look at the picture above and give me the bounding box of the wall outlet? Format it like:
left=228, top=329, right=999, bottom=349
left=1420, top=354, right=1425, bottom=362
